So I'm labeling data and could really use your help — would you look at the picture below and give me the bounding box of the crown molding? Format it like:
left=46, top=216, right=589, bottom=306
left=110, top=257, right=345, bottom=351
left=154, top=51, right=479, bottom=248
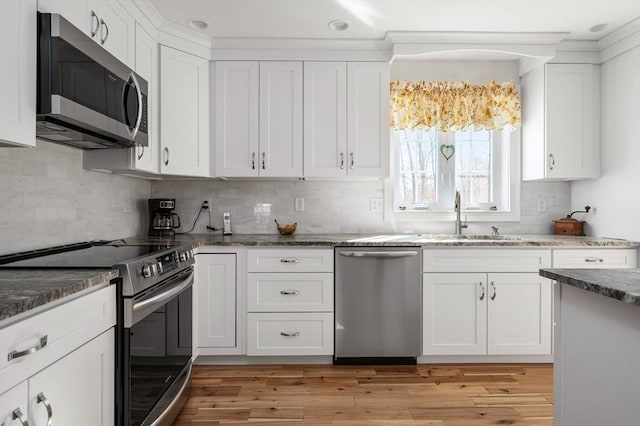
left=387, top=31, right=569, bottom=45
left=598, top=16, right=640, bottom=63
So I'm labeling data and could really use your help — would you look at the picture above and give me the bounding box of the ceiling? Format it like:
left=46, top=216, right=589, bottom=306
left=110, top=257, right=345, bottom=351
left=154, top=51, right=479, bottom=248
left=147, top=0, right=640, bottom=42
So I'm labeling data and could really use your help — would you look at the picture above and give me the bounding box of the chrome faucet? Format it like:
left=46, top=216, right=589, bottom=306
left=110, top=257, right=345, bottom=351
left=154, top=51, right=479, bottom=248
left=454, top=190, right=468, bottom=235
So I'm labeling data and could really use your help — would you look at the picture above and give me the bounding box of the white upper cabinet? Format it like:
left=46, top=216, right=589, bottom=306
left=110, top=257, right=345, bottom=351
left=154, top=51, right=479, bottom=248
left=522, top=63, right=600, bottom=180
left=215, top=61, right=260, bottom=177
left=0, top=0, right=36, bottom=147
left=132, top=23, right=159, bottom=173
left=86, top=0, right=135, bottom=66
left=214, top=61, right=302, bottom=178
left=304, top=62, right=348, bottom=177
left=259, top=62, right=303, bottom=177
left=347, top=62, right=390, bottom=178
left=304, top=61, right=390, bottom=178
left=37, top=0, right=87, bottom=33
left=160, top=45, right=210, bottom=177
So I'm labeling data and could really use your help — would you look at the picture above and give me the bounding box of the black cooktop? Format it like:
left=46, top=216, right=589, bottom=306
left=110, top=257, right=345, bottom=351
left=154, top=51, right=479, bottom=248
left=0, top=241, right=174, bottom=268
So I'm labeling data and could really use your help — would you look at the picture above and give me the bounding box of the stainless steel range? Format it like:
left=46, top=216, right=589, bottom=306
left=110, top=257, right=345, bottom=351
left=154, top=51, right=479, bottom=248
left=0, top=241, right=195, bottom=426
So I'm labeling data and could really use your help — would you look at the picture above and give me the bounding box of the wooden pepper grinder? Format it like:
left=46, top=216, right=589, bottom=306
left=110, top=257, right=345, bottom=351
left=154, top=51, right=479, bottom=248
left=553, top=206, right=591, bottom=236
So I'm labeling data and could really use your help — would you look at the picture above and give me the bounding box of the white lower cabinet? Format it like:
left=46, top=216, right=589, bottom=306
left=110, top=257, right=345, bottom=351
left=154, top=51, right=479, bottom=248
left=247, top=313, right=333, bottom=356
left=423, top=272, right=552, bottom=356
left=28, top=329, right=114, bottom=426
left=196, top=253, right=240, bottom=352
left=246, top=248, right=334, bottom=356
left=0, top=283, right=115, bottom=426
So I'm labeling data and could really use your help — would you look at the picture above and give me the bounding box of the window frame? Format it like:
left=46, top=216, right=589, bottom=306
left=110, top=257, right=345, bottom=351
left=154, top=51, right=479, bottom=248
left=384, top=127, right=521, bottom=224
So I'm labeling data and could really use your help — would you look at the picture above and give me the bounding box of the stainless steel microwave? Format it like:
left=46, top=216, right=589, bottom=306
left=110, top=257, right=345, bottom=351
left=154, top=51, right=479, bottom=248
left=37, top=13, right=148, bottom=149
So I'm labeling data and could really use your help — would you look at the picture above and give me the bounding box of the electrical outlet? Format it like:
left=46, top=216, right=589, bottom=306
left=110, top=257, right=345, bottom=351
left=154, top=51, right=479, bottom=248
left=370, top=198, right=384, bottom=213
left=123, top=196, right=130, bottom=214
left=294, top=198, right=305, bottom=212
left=537, top=198, right=546, bottom=213
left=202, top=200, right=209, bottom=209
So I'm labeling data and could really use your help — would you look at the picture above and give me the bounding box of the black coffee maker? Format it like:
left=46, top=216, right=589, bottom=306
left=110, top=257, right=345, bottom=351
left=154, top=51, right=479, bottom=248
left=148, top=198, right=181, bottom=236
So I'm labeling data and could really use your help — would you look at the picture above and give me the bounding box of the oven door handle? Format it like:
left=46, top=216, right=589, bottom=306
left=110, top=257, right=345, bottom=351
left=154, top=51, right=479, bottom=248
left=133, top=268, right=194, bottom=312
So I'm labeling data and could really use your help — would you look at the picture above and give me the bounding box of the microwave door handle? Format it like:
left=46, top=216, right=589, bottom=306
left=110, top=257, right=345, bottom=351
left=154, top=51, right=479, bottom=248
left=123, top=73, right=143, bottom=141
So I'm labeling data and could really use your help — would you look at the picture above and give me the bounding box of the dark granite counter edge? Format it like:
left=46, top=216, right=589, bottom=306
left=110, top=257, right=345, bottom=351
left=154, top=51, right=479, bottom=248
left=540, top=269, right=640, bottom=307
left=0, top=269, right=119, bottom=326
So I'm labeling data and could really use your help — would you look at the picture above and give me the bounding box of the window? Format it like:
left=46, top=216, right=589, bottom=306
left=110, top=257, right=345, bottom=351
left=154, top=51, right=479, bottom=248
left=388, top=127, right=519, bottom=222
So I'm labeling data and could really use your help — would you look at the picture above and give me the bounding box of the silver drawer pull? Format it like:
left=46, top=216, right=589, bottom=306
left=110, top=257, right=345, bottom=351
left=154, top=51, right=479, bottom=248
left=584, top=258, right=604, bottom=263
left=8, top=336, right=48, bottom=361
left=280, top=289, right=300, bottom=295
left=280, top=258, right=300, bottom=264
left=490, top=281, right=497, bottom=300
left=280, top=331, right=300, bottom=337
left=479, top=282, right=485, bottom=301
left=12, top=408, right=29, bottom=426
left=37, top=393, right=53, bottom=426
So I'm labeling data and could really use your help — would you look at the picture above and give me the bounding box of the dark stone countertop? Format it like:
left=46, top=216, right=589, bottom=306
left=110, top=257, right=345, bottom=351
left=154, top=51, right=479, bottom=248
left=540, top=268, right=640, bottom=306
left=0, top=269, right=118, bottom=327
left=118, top=233, right=640, bottom=248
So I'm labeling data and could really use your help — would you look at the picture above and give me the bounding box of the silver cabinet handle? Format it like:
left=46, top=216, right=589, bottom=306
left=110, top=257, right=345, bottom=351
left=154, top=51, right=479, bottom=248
left=261, top=152, right=266, bottom=170
left=37, top=393, right=53, bottom=426
left=280, top=331, right=300, bottom=337
left=490, top=282, right=497, bottom=301
left=585, top=257, right=604, bottom=263
left=280, top=289, right=300, bottom=295
left=11, top=408, right=29, bottom=426
left=90, top=10, right=99, bottom=37
left=338, top=251, right=418, bottom=258
left=125, top=73, right=144, bottom=141
left=100, top=19, right=109, bottom=45
left=549, top=153, right=555, bottom=170
left=340, top=152, right=345, bottom=170
left=137, top=143, right=144, bottom=160
left=163, top=147, right=169, bottom=166
left=349, top=152, right=355, bottom=169
left=8, top=336, right=48, bottom=361
left=280, top=258, right=300, bottom=264
left=479, top=282, right=485, bottom=301
left=251, top=152, right=256, bottom=170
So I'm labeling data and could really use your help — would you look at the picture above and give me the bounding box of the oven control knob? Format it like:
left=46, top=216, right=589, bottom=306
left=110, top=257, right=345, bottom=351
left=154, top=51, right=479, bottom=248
left=179, top=250, right=193, bottom=262
left=141, top=262, right=162, bottom=278
left=142, top=264, right=154, bottom=278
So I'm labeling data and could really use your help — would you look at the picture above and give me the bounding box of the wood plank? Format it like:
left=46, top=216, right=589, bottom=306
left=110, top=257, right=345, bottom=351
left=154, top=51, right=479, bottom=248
left=249, top=407, right=304, bottom=421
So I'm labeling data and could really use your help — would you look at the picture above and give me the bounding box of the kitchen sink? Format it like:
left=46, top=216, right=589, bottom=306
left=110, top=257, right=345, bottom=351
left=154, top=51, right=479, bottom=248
left=349, top=234, right=524, bottom=243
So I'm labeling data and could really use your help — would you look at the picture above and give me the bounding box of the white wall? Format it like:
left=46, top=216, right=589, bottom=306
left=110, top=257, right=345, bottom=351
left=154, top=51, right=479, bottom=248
left=571, top=46, right=640, bottom=240
left=0, top=141, right=151, bottom=255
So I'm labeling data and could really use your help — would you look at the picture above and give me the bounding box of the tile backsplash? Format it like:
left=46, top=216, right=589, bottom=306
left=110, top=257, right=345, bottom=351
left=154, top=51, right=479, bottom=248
left=152, top=179, right=570, bottom=236
left=0, top=141, right=150, bottom=255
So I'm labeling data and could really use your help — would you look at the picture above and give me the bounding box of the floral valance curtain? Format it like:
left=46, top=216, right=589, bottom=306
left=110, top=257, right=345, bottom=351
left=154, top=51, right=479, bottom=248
left=390, top=80, right=521, bottom=132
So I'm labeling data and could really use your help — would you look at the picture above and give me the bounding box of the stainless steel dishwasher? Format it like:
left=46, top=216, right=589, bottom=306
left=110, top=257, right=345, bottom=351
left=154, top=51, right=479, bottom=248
left=334, top=246, right=421, bottom=364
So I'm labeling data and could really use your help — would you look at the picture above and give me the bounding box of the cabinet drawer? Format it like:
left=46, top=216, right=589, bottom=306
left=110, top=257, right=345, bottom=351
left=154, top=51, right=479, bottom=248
left=247, top=249, right=333, bottom=272
left=423, top=249, right=551, bottom=273
left=247, top=312, right=333, bottom=355
left=0, top=286, right=115, bottom=395
left=248, top=273, right=333, bottom=312
left=553, top=249, right=637, bottom=269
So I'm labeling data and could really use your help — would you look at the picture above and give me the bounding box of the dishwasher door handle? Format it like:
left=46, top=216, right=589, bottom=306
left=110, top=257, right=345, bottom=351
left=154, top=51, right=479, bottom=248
left=338, top=251, right=419, bottom=258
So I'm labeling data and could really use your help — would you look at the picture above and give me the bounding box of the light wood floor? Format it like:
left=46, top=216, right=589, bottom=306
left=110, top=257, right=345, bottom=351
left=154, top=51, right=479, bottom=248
left=175, top=363, right=553, bottom=425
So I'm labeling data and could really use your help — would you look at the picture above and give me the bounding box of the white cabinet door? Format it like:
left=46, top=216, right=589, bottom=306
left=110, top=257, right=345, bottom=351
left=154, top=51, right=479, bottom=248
left=347, top=62, right=390, bottom=177
left=28, top=328, right=114, bottom=426
left=197, top=254, right=237, bottom=348
left=304, top=62, right=348, bottom=177
left=0, top=0, right=36, bottom=147
left=522, top=63, right=599, bottom=180
left=487, top=273, right=552, bottom=355
left=37, top=0, right=87, bottom=33
left=160, top=46, right=210, bottom=177
left=133, top=22, right=159, bottom=173
left=259, top=62, right=303, bottom=177
left=0, top=382, right=28, bottom=426
left=423, top=273, right=487, bottom=355
left=87, top=0, right=134, bottom=66
left=215, top=61, right=259, bottom=177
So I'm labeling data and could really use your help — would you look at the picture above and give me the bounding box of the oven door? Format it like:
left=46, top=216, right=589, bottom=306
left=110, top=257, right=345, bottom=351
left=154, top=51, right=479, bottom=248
left=122, top=266, right=193, bottom=426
